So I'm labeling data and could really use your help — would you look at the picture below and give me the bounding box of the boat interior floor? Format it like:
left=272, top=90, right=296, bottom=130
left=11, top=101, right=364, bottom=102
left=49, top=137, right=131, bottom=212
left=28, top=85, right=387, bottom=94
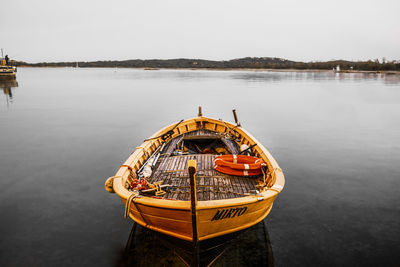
left=146, top=129, right=262, bottom=201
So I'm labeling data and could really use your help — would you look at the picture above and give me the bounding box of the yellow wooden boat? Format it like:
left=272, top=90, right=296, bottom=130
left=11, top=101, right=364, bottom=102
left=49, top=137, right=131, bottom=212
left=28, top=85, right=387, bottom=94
left=105, top=109, right=284, bottom=243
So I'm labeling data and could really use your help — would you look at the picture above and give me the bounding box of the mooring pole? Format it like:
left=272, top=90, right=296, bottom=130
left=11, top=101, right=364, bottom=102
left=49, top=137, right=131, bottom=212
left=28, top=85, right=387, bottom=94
left=187, top=159, right=199, bottom=266
left=232, top=109, right=241, bottom=126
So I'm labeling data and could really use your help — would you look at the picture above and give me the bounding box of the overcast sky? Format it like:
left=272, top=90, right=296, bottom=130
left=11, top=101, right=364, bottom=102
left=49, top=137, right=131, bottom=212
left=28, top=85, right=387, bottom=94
left=1, top=0, right=399, bottom=63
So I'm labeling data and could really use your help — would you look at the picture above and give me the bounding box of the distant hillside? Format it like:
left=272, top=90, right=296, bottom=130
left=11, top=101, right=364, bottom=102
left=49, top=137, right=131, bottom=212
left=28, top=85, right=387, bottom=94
left=10, top=57, right=400, bottom=71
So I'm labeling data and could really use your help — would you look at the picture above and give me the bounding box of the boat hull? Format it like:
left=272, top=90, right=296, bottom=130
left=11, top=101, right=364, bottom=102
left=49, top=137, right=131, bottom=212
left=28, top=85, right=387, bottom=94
left=121, top=193, right=276, bottom=241
left=109, top=116, right=285, bottom=241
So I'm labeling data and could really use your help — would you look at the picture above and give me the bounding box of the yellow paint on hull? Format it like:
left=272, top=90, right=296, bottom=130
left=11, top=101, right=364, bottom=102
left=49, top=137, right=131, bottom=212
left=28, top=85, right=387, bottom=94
left=122, top=196, right=276, bottom=241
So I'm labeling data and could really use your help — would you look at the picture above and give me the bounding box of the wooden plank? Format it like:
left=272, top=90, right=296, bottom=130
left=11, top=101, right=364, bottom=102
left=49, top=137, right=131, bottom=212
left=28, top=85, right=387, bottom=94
left=249, top=176, right=259, bottom=191
left=243, top=176, right=256, bottom=193
left=232, top=175, right=244, bottom=196
left=203, top=155, right=209, bottom=201
left=229, top=174, right=238, bottom=198
left=162, top=172, right=173, bottom=199
left=232, top=175, right=242, bottom=195
left=208, top=154, right=213, bottom=201
left=196, top=154, right=202, bottom=200
left=201, top=155, right=211, bottom=200
left=242, top=175, right=258, bottom=194
left=171, top=157, right=181, bottom=199
left=223, top=175, right=232, bottom=199
left=170, top=156, right=180, bottom=200
left=166, top=157, right=176, bottom=171
left=199, top=155, right=205, bottom=201
left=207, top=154, right=215, bottom=201
left=177, top=155, right=187, bottom=201
left=209, top=170, right=215, bottom=201
left=196, top=155, right=203, bottom=201
left=170, top=157, right=179, bottom=200
left=226, top=174, right=235, bottom=199
left=177, top=155, right=187, bottom=200
left=158, top=155, right=170, bottom=171
left=242, top=177, right=253, bottom=193
left=187, top=155, right=195, bottom=201
left=240, top=177, right=248, bottom=193
left=216, top=176, right=224, bottom=200
left=212, top=177, right=222, bottom=199
left=150, top=155, right=167, bottom=183
left=210, top=155, right=222, bottom=199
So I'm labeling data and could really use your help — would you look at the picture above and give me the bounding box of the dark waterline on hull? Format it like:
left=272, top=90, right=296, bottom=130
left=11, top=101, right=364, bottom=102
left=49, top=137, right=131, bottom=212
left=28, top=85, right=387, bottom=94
left=0, top=68, right=399, bottom=266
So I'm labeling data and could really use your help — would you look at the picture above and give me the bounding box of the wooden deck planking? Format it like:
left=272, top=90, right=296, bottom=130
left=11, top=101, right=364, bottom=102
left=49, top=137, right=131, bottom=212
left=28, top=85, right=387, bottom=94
left=178, top=156, right=187, bottom=200
left=205, top=154, right=212, bottom=201
left=148, top=153, right=259, bottom=201
left=146, top=130, right=258, bottom=201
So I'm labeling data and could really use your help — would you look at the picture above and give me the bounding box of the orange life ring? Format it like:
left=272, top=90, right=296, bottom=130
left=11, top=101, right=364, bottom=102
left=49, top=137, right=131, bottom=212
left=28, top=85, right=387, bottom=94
left=214, top=165, right=263, bottom=176
left=213, top=155, right=266, bottom=176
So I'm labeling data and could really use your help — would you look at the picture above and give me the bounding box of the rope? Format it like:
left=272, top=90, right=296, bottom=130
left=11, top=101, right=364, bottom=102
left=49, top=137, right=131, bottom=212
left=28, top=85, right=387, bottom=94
left=269, top=168, right=280, bottom=187
left=261, top=166, right=267, bottom=183
left=263, top=167, right=278, bottom=188
left=124, top=194, right=137, bottom=219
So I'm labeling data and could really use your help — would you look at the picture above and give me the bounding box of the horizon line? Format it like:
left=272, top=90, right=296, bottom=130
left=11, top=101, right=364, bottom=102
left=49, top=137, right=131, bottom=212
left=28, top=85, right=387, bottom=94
left=14, top=56, right=399, bottom=64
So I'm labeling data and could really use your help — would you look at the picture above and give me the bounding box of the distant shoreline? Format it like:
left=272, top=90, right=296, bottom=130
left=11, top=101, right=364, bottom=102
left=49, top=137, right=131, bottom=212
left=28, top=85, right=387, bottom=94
left=10, top=57, right=400, bottom=73
left=15, top=65, right=400, bottom=75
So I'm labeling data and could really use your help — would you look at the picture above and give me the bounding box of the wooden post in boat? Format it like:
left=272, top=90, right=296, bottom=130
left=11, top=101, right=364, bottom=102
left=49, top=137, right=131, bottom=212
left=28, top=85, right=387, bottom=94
left=232, top=109, right=241, bottom=126
left=198, top=106, right=203, bottom=117
left=188, top=160, right=198, bottom=241
left=187, top=159, right=199, bottom=265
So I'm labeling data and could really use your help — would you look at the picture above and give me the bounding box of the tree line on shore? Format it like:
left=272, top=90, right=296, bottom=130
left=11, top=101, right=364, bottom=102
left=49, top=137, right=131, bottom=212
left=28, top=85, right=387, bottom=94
left=11, top=57, right=400, bottom=71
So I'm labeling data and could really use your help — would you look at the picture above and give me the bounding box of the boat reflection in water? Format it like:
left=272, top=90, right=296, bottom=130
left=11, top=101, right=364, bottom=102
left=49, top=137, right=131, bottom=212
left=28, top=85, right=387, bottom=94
left=0, top=78, right=18, bottom=107
left=119, top=220, right=273, bottom=267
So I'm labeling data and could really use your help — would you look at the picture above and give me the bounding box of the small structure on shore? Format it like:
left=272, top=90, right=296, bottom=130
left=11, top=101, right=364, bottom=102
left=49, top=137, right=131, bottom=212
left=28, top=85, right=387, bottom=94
left=0, top=49, right=17, bottom=79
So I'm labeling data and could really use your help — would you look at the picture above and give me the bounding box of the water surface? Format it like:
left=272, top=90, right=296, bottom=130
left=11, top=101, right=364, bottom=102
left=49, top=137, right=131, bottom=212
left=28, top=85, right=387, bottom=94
left=0, top=68, right=399, bottom=266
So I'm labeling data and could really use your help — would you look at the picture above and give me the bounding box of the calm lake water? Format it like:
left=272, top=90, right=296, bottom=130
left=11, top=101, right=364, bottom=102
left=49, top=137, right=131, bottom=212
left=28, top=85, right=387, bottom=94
left=1, top=68, right=399, bottom=266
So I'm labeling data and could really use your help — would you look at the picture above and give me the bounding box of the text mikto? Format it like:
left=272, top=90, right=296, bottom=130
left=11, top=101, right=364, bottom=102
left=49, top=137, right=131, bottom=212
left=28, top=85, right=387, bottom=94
left=211, top=207, right=247, bottom=221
